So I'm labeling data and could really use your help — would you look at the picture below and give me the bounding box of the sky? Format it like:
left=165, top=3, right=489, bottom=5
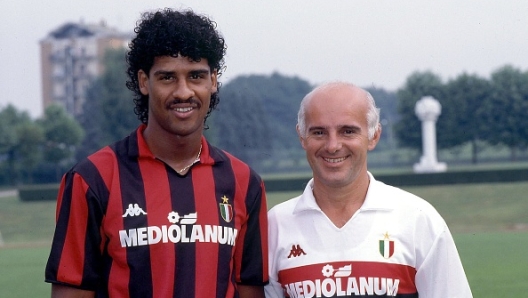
left=2, top=0, right=528, bottom=118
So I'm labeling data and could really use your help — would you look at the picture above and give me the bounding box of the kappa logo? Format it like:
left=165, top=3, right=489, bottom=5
left=287, top=244, right=307, bottom=258
left=379, top=232, right=395, bottom=259
left=122, top=203, right=147, bottom=217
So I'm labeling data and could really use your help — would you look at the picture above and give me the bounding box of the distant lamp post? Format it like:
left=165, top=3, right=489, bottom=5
left=413, top=96, right=447, bottom=173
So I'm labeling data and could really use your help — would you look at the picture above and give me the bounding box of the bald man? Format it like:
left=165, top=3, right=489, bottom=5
left=265, top=82, right=472, bottom=298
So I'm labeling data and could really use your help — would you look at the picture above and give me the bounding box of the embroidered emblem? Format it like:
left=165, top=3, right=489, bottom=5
left=379, top=232, right=395, bottom=259
left=287, top=244, right=307, bottom=258
left=122, top=203, right=147, bottom=217
left=219, top=195, right=233, bottom=222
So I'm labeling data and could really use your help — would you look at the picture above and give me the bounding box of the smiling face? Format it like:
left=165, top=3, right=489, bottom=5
left=138, top=55, right=218, bottom=139
left=298, top=84, right=380, bottom=189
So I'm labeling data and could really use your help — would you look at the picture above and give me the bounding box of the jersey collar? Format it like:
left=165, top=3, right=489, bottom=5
left=130, top=124, right=217, bottom=167
left=293, top=172, right=396, bottom=214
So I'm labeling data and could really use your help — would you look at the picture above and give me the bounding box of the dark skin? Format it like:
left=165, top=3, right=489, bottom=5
left=51, top=56, right=265, bottom=298
left=138, top=55, right=214, bottom=174
left=51, top=284, right=93, bottom=298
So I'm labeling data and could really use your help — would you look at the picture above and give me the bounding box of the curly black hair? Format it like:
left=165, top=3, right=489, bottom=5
left=126, top=8, right=226, bottom=125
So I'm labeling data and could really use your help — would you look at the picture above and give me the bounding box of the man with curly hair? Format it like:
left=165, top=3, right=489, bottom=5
left=45, top=8, right=268, bottom=298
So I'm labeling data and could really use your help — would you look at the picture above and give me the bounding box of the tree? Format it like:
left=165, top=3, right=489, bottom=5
left=207, top=76, right=272, bottom=169
left=37, top=104, right=84, bottom=179
left=444, top=73, right=493, bottom=163
left=485, top=65, right=528, bottom=159
left=394, top=71, right=445, bottom=151
left=0, top=105, right=40, bottom=185
left=207, top=73, right=312, bottom=172
left=77, top=48, right=139, bottom=160
left=14, top=122, right=45, bottom=183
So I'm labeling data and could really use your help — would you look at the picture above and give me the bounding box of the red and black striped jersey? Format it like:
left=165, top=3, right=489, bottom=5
left=45, top=125, right=269, bottom=297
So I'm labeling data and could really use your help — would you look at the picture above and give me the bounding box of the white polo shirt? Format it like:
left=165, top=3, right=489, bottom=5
left=265, top=173, right=472, bottom=298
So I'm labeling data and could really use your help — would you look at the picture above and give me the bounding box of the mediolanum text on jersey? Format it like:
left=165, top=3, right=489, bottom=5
left=284, top=276, right=400, bottom=297
left=119, top=224, right=238, bottom=247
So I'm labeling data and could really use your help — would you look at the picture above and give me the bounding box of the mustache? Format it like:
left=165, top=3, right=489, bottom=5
left=167, top=98, right=202, bottom=107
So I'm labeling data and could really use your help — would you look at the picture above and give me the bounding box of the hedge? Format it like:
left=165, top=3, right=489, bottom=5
left=18, top=184, right=60, bottom=202
left=17, top=168, right=528, bottom=200
left=263, top=168, right=528, bottom=192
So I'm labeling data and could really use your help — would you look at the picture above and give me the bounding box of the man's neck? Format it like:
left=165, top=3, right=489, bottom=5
left=142, top=124, right=203, bottom=171
left=312, top=172, right=370, bottom=228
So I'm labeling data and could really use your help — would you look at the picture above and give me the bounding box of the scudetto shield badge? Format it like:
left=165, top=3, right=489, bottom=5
left=219, top=202, right=233, bottom=222
left=379, top=237, right=395, bottom=259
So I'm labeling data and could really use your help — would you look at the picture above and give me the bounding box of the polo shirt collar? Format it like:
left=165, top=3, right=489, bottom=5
left=293, top=172, right=395, bottom=214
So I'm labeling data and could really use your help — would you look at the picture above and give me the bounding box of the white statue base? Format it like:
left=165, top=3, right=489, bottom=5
left=413, top=157, right=447, bottom=173
left=413, top=96, right=447, bottom=174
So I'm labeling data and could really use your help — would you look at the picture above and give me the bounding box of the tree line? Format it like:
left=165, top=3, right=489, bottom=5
left=396, top=66, right=528, bottom=163
left=1, top=48, right=527, bottom=186
left=0, top=104, right=83, bottom=185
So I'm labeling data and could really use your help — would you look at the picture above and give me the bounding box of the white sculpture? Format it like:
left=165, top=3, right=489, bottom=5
left=413, top=96, right=447, bottom=173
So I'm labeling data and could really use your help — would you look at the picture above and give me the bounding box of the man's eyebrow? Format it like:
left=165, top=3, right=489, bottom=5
left=307, top=125, right=361, bottom=132
left=341, top=125, right=361, bottom=131
left=189, top=69, right=211, bottom=75
left=152, top=69, right=211, bottom=76
left=153, top=70, right=176, bottom=76
left=308, top=126, right=326, bottom=132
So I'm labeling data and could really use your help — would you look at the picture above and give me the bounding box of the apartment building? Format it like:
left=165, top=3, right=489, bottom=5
left=40, top=21, right=131, bottom=117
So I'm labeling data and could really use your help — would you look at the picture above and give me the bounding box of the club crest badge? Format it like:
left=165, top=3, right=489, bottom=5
left=219, top=195, right=233, bottom=222
left=379, top=232, right=395, bottom=259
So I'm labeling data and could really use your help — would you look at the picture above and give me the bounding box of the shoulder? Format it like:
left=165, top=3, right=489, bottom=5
left=75, top=130, right=139, bottom=173
left=70, top=146, right=114, bottom=175
left=67, top=134, right=132, bottom=186
left=373, top=179, right=438, bottom=210
left=268, top=195, right=301, bottom=221
left=369, top=179, right=447, bottom=226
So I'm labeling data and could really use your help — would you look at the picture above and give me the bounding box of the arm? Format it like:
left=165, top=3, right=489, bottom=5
left=415, top=227, right=473, bottom=297
left=234, top=177, right=269, bottom=288
left=238, top=285, right=265, bottom=298
left=51, top=284, right=95, bottom=298
left=45, top=171, right=105, bottom=295
left=264, top=208, right=286, bottom=298
left=264, top=278, right=285, bottom=298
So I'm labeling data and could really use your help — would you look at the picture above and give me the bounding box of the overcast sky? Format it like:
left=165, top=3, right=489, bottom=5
left=2, top=0, right=528, bottom=118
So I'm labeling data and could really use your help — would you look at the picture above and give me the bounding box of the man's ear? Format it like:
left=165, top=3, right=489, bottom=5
left=138, top=70, right=149, bottom=96
left=368, top=123, right=382, bottom=151
left=211, top=69, right=218, bottom=93
left=296, top=125, right=307, bottom=150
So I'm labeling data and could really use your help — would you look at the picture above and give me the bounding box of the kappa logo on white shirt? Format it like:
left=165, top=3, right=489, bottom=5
left=287, top=244, right=307, bottom=258
left=122, top=203, right=147, bottom=217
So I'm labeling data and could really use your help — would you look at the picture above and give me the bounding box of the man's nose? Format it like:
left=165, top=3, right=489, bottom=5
left=325, top=133, right=342, bottom=153
left=172, top=80, right=195, bottom=100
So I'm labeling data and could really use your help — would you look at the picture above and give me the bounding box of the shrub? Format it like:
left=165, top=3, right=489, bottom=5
left=18, top=184, right=59, bottom=202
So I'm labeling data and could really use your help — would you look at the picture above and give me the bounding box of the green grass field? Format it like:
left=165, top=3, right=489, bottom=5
left=1, top=181, right=528, bottom=297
